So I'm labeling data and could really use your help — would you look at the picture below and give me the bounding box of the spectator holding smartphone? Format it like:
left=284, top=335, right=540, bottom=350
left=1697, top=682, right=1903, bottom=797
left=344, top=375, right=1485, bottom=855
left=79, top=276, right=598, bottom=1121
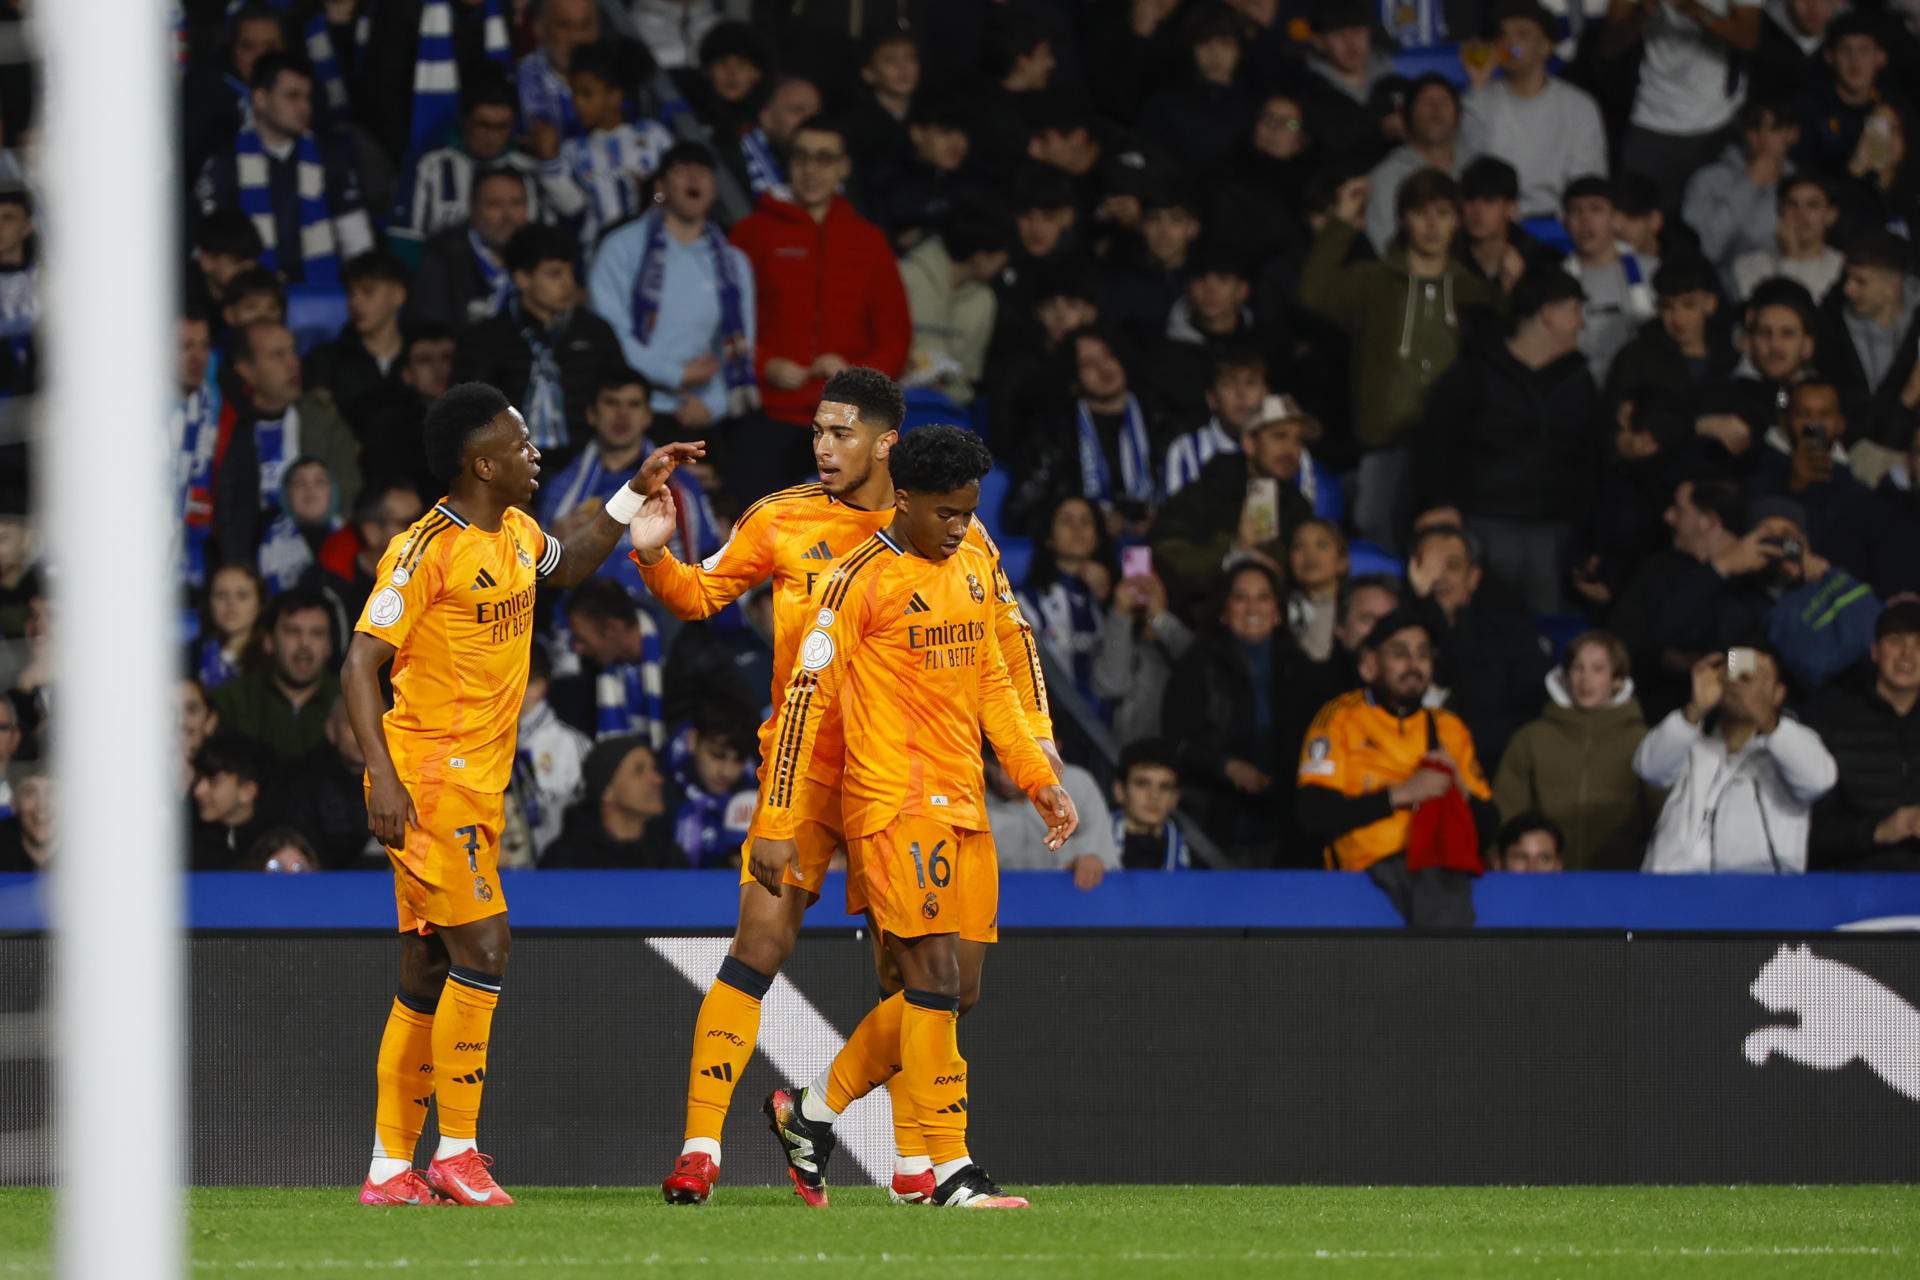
left=1635, top=645, right=1837, bottom=872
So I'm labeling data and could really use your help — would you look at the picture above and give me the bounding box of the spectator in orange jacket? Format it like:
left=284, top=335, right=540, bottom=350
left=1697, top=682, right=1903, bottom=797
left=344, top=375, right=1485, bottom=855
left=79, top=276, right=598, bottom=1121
left=728, top=115, right=910, bottom=499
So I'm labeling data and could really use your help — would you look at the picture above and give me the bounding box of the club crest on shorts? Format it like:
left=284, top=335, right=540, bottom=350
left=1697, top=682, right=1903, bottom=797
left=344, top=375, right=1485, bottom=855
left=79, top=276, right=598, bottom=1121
left=967, top=573, right=984, bottom=603
left=922, top=891, right=940, bottom=920
left=473, top=877, right=494, bottom=903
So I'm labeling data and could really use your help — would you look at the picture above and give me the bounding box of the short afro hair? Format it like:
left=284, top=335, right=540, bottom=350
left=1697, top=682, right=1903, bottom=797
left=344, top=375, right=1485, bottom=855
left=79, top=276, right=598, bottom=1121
left=820, top=366, right=905, bottom=432
left=423, top=382, right=512, bottom=483
left=889, top=423, right=993, bottom=495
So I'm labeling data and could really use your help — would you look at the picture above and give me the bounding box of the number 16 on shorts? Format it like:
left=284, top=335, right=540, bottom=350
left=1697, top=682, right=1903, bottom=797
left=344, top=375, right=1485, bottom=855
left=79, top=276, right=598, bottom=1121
left=911, top=840, right=951, bottom=919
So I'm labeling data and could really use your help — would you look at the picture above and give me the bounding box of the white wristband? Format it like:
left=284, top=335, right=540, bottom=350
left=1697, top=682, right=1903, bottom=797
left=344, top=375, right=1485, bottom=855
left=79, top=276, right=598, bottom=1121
left=605, top=485, right=646, bottom=524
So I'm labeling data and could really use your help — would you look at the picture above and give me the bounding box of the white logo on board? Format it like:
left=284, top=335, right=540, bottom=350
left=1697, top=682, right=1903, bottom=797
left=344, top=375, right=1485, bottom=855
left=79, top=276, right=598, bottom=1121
left=1743, top=944, right=1920, bottom=1102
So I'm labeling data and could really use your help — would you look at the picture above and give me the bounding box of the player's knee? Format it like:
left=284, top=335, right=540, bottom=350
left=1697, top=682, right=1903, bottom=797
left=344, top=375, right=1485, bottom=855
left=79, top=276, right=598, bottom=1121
left=729, top=932, right=790, bottom=977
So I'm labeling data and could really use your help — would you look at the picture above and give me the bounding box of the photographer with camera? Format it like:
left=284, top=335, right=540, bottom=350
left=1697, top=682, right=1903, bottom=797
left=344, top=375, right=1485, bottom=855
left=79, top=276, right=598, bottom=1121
left=1634, top=643, right=1838, bottom=873
left=1717, top=496, right=1886, bottom=692
left=1748, top=377, right=1894, bottom=586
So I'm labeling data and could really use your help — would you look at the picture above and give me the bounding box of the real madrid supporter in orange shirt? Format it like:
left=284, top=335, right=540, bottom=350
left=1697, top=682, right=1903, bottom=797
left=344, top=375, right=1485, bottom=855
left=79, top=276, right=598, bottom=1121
left=338, top=384, right=695, bottom=1210
left=628, top=370, right=1055, bottom=1208
left=752, top=425, right=1075, bottom=1210
left=1292, top=609, right=1493, bottom=873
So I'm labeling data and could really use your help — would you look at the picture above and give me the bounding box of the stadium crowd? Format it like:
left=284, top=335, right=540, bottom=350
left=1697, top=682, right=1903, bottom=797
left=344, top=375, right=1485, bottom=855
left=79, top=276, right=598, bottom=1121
left=0, top=0, right=1918, bottom=889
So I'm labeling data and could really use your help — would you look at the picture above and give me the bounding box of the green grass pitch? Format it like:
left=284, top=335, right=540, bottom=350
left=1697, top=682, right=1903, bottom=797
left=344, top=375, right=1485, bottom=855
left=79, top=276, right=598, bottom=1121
left=0, top=1185, right=1913, bottom=1277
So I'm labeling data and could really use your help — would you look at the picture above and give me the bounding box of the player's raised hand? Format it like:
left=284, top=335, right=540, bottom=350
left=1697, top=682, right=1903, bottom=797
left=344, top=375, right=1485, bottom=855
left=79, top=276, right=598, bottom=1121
left=631, top=440, right=707, bottom=496
left=628, top=487, right=678, bottom=553
left=1033, top=784, right=1079, bottom=850
left=365, top=772, right=419, bottom=850
left=748, top=836, right=800, bottom=897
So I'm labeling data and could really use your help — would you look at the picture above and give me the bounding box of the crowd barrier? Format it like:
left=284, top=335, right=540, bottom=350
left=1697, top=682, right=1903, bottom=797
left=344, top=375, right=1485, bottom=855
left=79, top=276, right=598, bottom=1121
left=3, top=874, right=1917, bottom=1188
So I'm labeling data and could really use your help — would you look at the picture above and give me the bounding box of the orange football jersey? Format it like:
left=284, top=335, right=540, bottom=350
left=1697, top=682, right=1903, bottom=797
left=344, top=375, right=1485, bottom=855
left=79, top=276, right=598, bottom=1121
left=355, top=501, right=559, bottom=794
left=760, top=532, right=1057, bottom=840
left=1295, top=690, right=1490, bottom=871
left=630, top=482, right=1051, bottom=777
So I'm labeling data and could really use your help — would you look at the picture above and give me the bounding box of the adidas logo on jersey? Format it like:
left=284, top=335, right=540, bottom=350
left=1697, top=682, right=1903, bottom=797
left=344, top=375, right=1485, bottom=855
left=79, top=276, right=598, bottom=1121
left=800, top=540, right=833, bottom=561
left=904, top=592, right=932, bottom=614
left=471, top=568, right=497, bottom=591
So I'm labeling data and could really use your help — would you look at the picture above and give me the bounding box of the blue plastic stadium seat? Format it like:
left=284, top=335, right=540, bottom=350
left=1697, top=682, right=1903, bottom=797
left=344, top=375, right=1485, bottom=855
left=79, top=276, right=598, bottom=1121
left=901, top=386, right=974, bottom=435
left=996, top=534, right=1033, bottom=588
left=978, top=464, right=1011, bottom=536
left=1390, top=45, right=1466, bottom=88
left=1348, top=540, right=1404, bottom=580
left=286, top=284, right=348, bottom=356
left=1520, top=216, right=1574, bottom=256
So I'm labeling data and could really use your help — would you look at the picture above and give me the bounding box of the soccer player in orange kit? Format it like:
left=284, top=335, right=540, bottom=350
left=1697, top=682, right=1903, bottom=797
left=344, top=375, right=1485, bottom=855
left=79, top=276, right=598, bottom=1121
left=629, top=368, right=1058, bottom=1206
left=750, top=424, right=1078, bottom=1209
left=341, top=383, right=698, bottom=1206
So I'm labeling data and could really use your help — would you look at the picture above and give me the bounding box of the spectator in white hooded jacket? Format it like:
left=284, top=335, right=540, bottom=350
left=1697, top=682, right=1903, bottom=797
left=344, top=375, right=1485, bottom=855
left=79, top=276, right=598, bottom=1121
left=1635, top=645, right=1837, bottom=872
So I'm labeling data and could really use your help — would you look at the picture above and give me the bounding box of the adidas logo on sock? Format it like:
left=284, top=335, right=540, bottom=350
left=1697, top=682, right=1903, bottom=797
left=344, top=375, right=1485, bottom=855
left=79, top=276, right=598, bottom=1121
left=800, top=540, right=833, bottom=561
left=935, top=1098, right=968, bottom=1114
left=470, top=568, right=496, bottom=591
left=452, top=1067, right=486, bottom=1085
left=700, top=1063, right=735, bottom=1082
left=904, top=592, right=932, bottom=614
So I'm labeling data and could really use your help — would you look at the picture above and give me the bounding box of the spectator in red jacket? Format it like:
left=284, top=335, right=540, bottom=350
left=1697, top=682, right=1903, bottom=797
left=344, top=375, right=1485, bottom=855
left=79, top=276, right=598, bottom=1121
left=727, top=115, right=910, bottom=498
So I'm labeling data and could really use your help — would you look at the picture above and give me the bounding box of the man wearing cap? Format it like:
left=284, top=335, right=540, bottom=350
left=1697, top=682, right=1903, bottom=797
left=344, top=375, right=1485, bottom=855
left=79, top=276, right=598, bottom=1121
left=1416, top=266, right=1595, bottom=613
left=1810, top=599, right=1920, bottom=870
left=1294, top=608, right=1496, bottom=927
left=1817, top=228, right=1920, bottom=454
left=588, top=141, right=760, bottom=445
left=1153, top=392, right=1315, bottom=610
left=1365, top=73, right=1467, bottom=256
left=1636, top=643, right=1837, bottom=873
left=1460, top=0, right=1607, bottom=220
left=1298, top=0, right=1401, bottom=169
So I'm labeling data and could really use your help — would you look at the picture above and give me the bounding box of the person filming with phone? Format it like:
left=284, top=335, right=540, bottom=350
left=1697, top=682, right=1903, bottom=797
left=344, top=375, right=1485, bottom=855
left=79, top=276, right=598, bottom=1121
left=1634, top=642, right=1838, bottom=872
left=1748, top=377, right=1894, bottom=586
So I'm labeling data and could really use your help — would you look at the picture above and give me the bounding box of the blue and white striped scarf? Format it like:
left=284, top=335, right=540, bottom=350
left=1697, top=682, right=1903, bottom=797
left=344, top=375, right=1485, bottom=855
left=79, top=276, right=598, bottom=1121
left=469, top=227, right=514, bottom=316
left=235, top=121, right=341, bottom=283
left=1076, top=395, right=1154, bottom=507
left=412, top=0, right=512, bottom=155
left=254, top=409, right=294, bottom=512
left=304, top=7, right=370, bottom=120
left=631, top=211, right=759, bottom=416
left=1377, top=0, right=1449, bottom=48
left=740, top=127, right=789, bottom=199
left=554, top=122, right=673, bottom=249
left=193, top=635, right=242, bottom=689
left=516, top=47, right=579, bottom=136
left=1112, top=813, right=1188, bottom=870
left=547, top=440, right=720, bottom=564
left=517, top=302, right=569, bottom=451
left=594, top=636, right=665, bottom=746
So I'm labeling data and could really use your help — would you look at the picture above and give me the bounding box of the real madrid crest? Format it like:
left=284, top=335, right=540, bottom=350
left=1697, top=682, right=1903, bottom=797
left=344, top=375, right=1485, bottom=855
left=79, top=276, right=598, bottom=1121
left=966, top=573, right=984, bottom=603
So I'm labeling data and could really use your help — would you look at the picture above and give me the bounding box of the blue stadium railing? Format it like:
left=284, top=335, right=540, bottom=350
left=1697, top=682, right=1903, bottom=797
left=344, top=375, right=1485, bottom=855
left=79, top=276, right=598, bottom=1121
left=5, top=871, right=1919, bottom=932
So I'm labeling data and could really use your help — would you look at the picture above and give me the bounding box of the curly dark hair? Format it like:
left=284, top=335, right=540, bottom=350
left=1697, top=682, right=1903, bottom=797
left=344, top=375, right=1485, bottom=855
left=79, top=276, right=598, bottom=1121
left=821, top=366, right=906, bottom=431
left=423, top=382, right=511, bottom=483
left=889, top=423, right=994, bottom=495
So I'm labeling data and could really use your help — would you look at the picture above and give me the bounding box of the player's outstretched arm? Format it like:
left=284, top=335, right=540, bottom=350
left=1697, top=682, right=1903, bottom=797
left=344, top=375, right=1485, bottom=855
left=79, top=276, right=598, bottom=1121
left=543, top=440, right=705, bottom=589
left=341, top=632, right=417, bottom=848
